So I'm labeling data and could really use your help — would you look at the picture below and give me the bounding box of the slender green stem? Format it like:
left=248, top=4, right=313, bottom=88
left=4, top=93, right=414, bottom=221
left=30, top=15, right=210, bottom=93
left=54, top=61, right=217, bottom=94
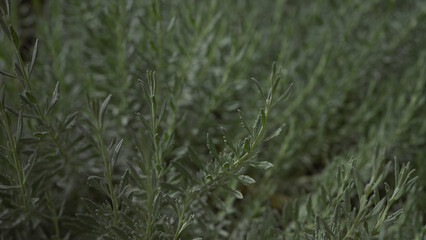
left=145, top=90, right=159, bottom=239
left=174, top=195, right=189, bottom=240
left=47, top=193, right=61, bottom=240
left=151, top=97, right=159, bottom=164
left=3, top=118, right=28, bottom=212
left=13, top=45, right=31, bottom=91
left=371, top=204, right=391, bottom=235
left=342, top=196, right=367, bottom=240
left=144, top=168, right=153, bottom=240
left=232, top=108, right=269, bottom=168
left=97, top=127, right=119, bottom=224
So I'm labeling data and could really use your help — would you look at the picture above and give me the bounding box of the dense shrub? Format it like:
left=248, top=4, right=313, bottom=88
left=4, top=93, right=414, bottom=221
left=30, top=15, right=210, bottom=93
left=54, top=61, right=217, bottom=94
left=0, top=0, right=425, bottom=239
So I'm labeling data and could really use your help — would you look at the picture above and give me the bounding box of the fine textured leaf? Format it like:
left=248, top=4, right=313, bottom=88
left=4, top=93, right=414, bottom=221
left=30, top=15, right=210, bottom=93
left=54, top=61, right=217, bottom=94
left=111, top=139, right=124, bottom=168
left=0, top=69, right=17, bottom=79
left=98, top=94, right=112, bottom=127
left=15, top=111, right=23, bottom=141
left=9, top=25, right=19, bottom=48
left=47, top=81, right=60, bottom=112
left=250, top=161, right=273, bottom=170
left=29, top=39, right=38, bottom=75
left=264, top=123, right=286, bottom=141
left=238, top=175, right=256, bottom=185
left=251, top=78, right=265, bottom=98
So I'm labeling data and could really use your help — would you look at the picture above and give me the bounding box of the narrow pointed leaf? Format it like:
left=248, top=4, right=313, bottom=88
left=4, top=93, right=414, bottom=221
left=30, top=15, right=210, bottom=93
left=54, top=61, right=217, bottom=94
left=0, top=69, right=17, bottom=79
left=48, top=81, right=60, bottom=113
left=251, top=78, right=264, bottom=98
left=9, top=25, right=19, bottom=48
left=29, top=39, right=38, bottom=75
left=15, top=111, right=23, bottom=141
left=230, top=189, right=243, bottom=199
left=98, top=94, right=112, bottom=127
left=238, top=175, right=256, bottom=185
left=265, top=123, right=286, bottom=141
left=111, top=139, right=124, bottom=168
left=250, top=161, right=273, bottom=170
left=275, top=83, right=294, bottom=104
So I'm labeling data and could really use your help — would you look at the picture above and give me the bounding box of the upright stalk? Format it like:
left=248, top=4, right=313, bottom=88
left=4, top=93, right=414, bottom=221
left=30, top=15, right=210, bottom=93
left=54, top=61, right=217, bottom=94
left=97, top=126, right=119, bottom=224
left=144, top=72, right=160, bottom=239
left=3, top=122, right=29, bottom=212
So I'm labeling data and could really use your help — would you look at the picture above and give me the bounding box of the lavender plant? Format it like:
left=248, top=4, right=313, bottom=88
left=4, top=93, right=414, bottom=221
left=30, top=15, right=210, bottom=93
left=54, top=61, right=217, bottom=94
left=0, top=0, right=425, bottom=239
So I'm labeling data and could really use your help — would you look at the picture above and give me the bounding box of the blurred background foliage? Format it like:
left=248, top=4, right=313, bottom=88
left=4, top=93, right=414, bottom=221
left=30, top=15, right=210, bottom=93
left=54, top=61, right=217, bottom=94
left=0, top=0, right=425, bottom=239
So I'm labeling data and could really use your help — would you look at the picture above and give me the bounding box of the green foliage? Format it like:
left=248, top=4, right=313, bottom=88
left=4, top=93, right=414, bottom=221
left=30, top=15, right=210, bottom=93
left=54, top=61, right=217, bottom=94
left=0, top=0, right=425, bottom=239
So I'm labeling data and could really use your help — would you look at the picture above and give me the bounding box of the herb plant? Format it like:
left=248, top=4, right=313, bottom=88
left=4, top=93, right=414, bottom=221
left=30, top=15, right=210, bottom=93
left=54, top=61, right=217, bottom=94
left=0, top=0, right=425, bottom=239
